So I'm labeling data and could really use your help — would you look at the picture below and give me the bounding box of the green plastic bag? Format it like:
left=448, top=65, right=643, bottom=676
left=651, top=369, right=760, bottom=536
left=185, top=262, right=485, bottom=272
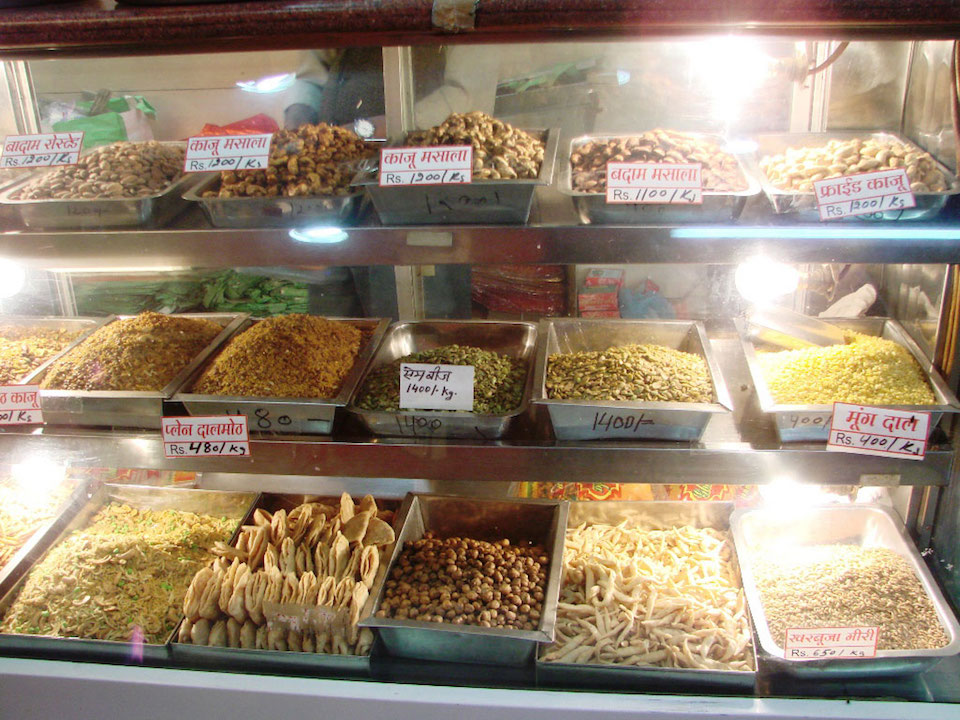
left=52, top=96, right=157, bottom=150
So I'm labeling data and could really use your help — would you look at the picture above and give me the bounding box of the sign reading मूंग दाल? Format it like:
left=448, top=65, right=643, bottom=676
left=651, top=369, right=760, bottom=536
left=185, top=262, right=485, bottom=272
left=161, top=415, right=250, bottom=458
left=605, top=162, right=703, bottom=204
left=813, top=168, right=916, bottom=220
left=1, top=133, right=83, bottom=169
left=399, top=363, right=474, bottom=411
left=379, top=146, right=473, bottom=186
left=826, top=402, right=929, bottom=461
left=184, top=134, right=273, bottom=172
left=783, top=626, right=879, bottom=660
left=0, top=385, right=42, bottom=425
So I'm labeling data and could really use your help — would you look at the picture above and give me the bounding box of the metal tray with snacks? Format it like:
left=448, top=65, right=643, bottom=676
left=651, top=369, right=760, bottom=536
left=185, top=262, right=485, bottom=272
left=358, top=128, right=558, bottom=225
left=21, top=313, right=247, bottom=430
left=0, top=478, right=92, bottom=599
left=0, top=484, right=257, bottom=664
left=346, top=320, right=538, bottom=440
left=536, top=501, right=756, bottom=692
left=171, top=492, right=402, bottom=677
left=360, top=493, right=567, bottom=666
left=0, top=315, right=113, bottom=386
left=174, top=317, right=390, bottom=435
left=533, top=319, right=732, bottom=441
left=731, top=504, right=960, bottom=678
left=737, top=316, right=960, bottom=443
left=558, top=133, right=760, bottom=224
left=0, top=142, right=197, bottom=230
left=750, top=132, right=960, bottom=221
left=183, top=174, right=367, bottom=229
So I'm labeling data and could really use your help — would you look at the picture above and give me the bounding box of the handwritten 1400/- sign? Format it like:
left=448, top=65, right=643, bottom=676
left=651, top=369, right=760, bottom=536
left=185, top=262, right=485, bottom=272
left=399, top=363, right=474, bottom=411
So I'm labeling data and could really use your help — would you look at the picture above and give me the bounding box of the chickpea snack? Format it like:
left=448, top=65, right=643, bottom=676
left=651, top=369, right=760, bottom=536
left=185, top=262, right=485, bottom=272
left=362, top=494, right=566, bottom=665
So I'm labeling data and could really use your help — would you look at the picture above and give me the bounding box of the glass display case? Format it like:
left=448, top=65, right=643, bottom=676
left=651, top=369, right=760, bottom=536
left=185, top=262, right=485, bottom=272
left=0, top=5, right=959, bottom=719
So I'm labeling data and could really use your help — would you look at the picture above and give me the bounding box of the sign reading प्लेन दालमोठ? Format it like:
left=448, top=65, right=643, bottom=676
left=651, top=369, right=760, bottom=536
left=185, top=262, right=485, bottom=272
left=161, top=415, right=250, bottom=457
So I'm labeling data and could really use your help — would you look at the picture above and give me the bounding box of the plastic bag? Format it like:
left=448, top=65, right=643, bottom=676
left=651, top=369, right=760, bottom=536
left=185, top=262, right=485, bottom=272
left=52, top=95, right=156, bottom=150
left=190, top=113, right=280, bottom=137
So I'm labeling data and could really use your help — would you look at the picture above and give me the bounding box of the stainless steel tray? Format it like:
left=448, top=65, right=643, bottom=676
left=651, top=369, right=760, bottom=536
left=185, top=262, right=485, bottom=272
left=0, top=478, right=92, bottom=599
left=738, top=316, right=960, bottom=443
left=174, top=317, right=390, bottom=435
left=0, top=142, right=198, bottom=230
left=171, top=492, right=402, bottom=677
left=183, top=174, right=366, bottom=229
left=361, top=493, right=567, bottom=666
left=0, top=315, right=112, bottom=385
left=731, top=504, right=960, bottom=678
left=750, top=132, right=960, bottom=221
left=533, top=319, right=732, bottom=441
left=537, top=501, right=755, bottom=692
left=558, top=133, right=760, bottom=224
left=22, top=313, right=248, bottom=430
left=358, top=128, right=558, bottom=225
left=0, top=483, right=256, bottom=663
left=346, top=320, right=538, bottom=440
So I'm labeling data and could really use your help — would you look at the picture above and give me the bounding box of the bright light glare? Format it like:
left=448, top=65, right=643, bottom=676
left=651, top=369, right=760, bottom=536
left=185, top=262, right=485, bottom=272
left=289, top=226, right=348, bottom=244
left=760, top=476, right=849, bottom=509
left=11, top=459, right=67, bottom=508
left=685, top=38, right=773, bottom=129
left=236, top=73, right=297, bottom=94
left=734, top=257, right=800, bottom=304
left=0, top=259, right=26, bottom=299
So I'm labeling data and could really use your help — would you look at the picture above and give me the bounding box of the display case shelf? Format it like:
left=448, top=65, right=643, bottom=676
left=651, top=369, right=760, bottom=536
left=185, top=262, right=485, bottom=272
left=2, top=0, right=960, bottom=58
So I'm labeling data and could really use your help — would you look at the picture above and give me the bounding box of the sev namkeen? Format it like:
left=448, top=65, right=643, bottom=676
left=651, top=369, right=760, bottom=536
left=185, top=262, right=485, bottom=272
left=1, top=503, right=236, bottom=643
left=40, top=312, right=223, bottom=392
left=541, top=520, right=754, bottom=671
left=192, top=314, right=362, bottom=398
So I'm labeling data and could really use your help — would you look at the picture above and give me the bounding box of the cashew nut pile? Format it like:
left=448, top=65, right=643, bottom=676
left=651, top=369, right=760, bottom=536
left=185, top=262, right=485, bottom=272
left=12, top=141, right=185, bottom=200
left=406, top=112, right=544, bottom=180
left=760, top=137, right=951, bottom=194
left=178, top=492, right=395, bottom=655
left=570, top=130, right=747, bottom=192
left=205, top=124, right=375, bottom=198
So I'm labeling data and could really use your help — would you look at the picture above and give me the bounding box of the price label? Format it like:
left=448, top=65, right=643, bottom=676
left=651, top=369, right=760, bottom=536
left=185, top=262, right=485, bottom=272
left=184, top=134, right=273, bottom=172
left=605, top=162, right=702, bottom=204
left=814, top=168, right=916, bottom=220
left=826, top=402, right=929, bottom=460
left=161, top=415, right=250, bottom=458
left=592, top=411, right=654, bottom=434
left=1, top=132, right=83, bottom=168
left=784, top=627, right=879, bottom=660
left=399, top=363, right=473, bottom=411
left=379, top=146, right=472, bottom=186
left=0, top=384, right=43, bottom=425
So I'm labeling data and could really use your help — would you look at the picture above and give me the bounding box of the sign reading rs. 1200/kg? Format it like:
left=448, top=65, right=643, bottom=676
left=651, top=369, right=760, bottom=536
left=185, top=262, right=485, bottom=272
left=605, top=162, right=703, bottom=204
left=379, top=146, right=473, bottom=186
left=184, top=134, right=273, bottom=172
left=1, top=133, right=83, bottom=169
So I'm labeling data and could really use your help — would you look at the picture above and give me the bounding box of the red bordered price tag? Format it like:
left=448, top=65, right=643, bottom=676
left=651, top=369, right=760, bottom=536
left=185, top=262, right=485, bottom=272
left=784, top=627, right=879, bottom=660
left=184, top=134, right=273, bottom=172
left=605, top=162, right=702, bottom=204
left=379, top=146, right=472, bottom=186
left=0, top=384, right=43, bottom=425
left=814, top=168, right=915, bottom=220
left=1, top=132, right=83, bottom=169
left=826, top=402, right=929, bottom=460
left=161, top=415, right=250, bottom=458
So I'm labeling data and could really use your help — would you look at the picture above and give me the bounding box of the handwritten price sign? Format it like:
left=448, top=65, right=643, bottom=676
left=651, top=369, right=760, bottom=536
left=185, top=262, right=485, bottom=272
left=399, top=363, right=474, bottom=411
left=162, top=415, right=250, bottom=458
left=2, top=133, right=83, bottom=169
left=0, top=385, right=43, bottom=425
left=605, top=162, right=703, bottom=204
left=184, top=134, right=273, bottom=172
left=814, top=168, right=916, bottom=220
left=379, top=146, right=472, bottom=186
left=784, top=627, right=879, bottom=660
left=826, top=402, right=929, bottom=460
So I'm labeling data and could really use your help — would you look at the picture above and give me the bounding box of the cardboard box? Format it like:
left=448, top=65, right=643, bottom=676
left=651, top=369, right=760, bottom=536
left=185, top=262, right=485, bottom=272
left=578, top=285, right=619, bottom=312
left=579, top=309, right=621, bottom=318
left=583, top=268, right=625, bottom=288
